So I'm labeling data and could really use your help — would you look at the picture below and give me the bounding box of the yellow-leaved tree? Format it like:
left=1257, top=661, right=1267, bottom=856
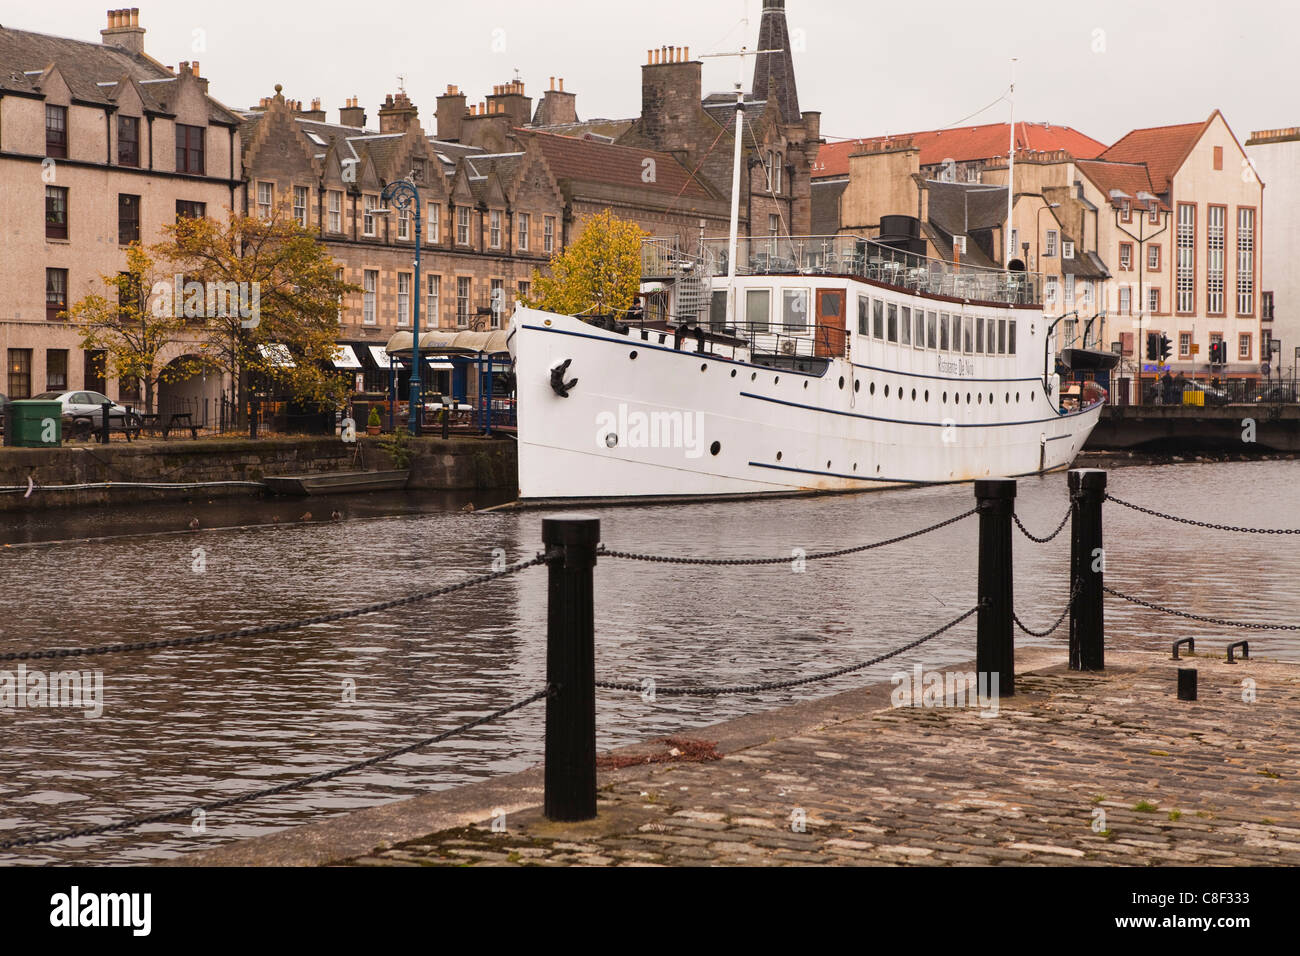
left=525, top=210, right=646, bottom=316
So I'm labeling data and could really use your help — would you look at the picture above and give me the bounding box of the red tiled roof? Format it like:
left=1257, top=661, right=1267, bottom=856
left=1099, top=117, right=1211, bottom=193
left=520, top=129, right=715, bottom=201
left=814, top=122, right=1106, bottom=179
left=1074, top=160, right=1162, bottom=208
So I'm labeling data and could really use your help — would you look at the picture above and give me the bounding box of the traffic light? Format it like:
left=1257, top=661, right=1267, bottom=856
left=1159, top=334, right=1173, bottom=363
left=1146, top=332, right=1160, bottom=362
left=1208, top=341, right=1221, bottom=364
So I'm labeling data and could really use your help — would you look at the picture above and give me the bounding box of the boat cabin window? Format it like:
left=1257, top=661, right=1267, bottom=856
left=963, top=315, right=974, bottom=353
left=710, top=290, right=728, bottom=330
left=887, top=303, right=898, bottom=343
left=857, top=295, right=870, bottom=336
left=784, top=289, right=809, bottom=334
left=998, top=318, right=1007, bottom=354
left=873, top=300, right=885, bottom=339
left=747, top=289, right=771, bottom=332
left=915, top=310, right=926, bottom=350
left=938, top=314, right=949, bottom=350
left=927, top=312, right=938, bottom=349
left=1008, top=320, right=1017, bottom=355
left=900, top=307, right=911, bottom=346
left=975, top=316, right=984, bottom=354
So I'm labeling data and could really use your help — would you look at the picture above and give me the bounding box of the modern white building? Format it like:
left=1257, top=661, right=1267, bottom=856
left=1245, top=128, right=1297, bottom=378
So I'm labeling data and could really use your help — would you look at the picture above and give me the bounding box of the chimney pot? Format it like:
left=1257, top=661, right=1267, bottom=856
left=647, top=49, right=653, bottom=65
left=559, top=78, right=564, bottom=92
left=130, top=7, right=138, bottom=26
left=191, top=61, right=200, bottom=76
left=684, top=47, right=689, bottom=60
left=550, top=76, right=555, bottom=90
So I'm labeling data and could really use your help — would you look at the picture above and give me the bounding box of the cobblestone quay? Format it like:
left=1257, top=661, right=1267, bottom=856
left=180, top=649, right=1300, bottom=867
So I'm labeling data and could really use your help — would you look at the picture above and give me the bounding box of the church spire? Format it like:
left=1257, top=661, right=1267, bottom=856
left=751, top=0, right=801, bottom=124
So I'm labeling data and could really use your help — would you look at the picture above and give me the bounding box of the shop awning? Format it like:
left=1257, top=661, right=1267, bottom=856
left=385, top=329, right=511, bottom=357
left=426, top=359, right=456, bottom=370
left=332, top=345, right=363, bottom=369
left=369, top=346, right=398, bottom=369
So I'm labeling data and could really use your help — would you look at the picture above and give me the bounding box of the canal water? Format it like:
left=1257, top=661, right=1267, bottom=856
left=1, top=460, right=1296, bottom=865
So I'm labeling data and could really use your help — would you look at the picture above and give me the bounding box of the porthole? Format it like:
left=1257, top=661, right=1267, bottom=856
left=751, top=372, right=758, bottom=382
left=1016, top=391, right=1020, bottom=402
left=870, top=383, right=876, bottom=395
left=710, top=441, right=721, bottom=457
left=924, top=390, right=930, bottom=402
left=827, top=461, right=832, bottom=469
left=966, top=393, right=972, bottom=404
left=911, top=388, right=917, bottom=401
left=1031, top=391, right=1036, bottom=402
left=804, top=381, right=809, bottom=389
left=876, top=465, right=882, bottom=473
left=955, top=393, right=960, bottom=405
left=629, top=350, right=638, bottom=360
left=777, top=451, right=783, bottom=461
left=839, top=376, right=846, bottom=389
left=898, top=388, right=904, bottom=401
left=774, top=376, right=781, bottom=385
left=978, top=393, right=983, bottom=404
left=853, top=463, right=858, bottom=472
left=943, top=391, right=948, bottom=403
left=884, top=384, right=890, bottom=397
left=605, top=433, right=619, bottom=448
left=854, top=380, right=861, bottom=393
left=701, top=364, right=708, bottom=372
left=1005, top=392, right=1010, bottom=404
left=731, top=369, right=738, bottom=378
left=989, top=393, right=994, bottom=405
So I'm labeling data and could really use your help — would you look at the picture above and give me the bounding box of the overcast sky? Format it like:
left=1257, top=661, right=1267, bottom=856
left=10, top=0, right=1293, bottom=146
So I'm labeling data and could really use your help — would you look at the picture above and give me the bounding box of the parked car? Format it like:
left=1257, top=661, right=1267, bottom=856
left=1183, top=380, right=1230, bottom=405
left=1142, top=380, right=1229, bottom=406
left=31, top=391, right=136, bottom=424
left=1256, top=384, right=1298, bottom=403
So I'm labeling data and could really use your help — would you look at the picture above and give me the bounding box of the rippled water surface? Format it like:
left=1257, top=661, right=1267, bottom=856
left=1, top=460, right=1297, bottom=865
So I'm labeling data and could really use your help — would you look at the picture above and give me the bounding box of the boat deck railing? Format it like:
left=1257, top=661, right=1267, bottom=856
left=642, top=235, right=1044, bottom=307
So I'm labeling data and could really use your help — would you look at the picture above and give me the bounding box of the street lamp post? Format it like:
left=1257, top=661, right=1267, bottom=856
left=1114, top=191, right=1169, bottom=405
left=378, top=177, right=423, bottom=436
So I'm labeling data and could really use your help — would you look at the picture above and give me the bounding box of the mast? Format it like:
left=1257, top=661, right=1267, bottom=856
left=1006, top=58, right=1016, bottom=268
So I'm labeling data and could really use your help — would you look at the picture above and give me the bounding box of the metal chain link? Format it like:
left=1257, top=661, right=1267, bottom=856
left=597, top=509, right=977, bottom=567
left=0, top=553, right=554, bottom=662
left=1014, top=582, right=1083, bottom=638
left=1014, top=507, right=1072, bottom=544
left=0, top=688, right=549, bottom=852
left=1103, top=585, right=1300, bottom=631
left=1107, top=494, right=1300, bottom=535
left=595, top=602, right=983, bottom=697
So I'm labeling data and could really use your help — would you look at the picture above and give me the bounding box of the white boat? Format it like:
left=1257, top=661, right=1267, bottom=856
left=508, top=233, right=1107, bottom=504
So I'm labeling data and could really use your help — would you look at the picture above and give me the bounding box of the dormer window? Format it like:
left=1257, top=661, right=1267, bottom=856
left=1120, top=199, right=1132, bottom=222
left=176, top=124, right=205, bottom=174
left=46, top=105, right=68, bottom=158
left=117, top=115, right=139, bottom=167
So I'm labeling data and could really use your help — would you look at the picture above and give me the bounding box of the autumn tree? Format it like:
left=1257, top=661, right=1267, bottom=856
left=525, top=209, right=646, bottom=316
left=157, top=206, right=358, bottom=419
left=64, top=242, right=202, bottom=414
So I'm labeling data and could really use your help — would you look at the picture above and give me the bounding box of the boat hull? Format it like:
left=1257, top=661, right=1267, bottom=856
left=509, top=308, right=1101, bottom=503
left=263, top=471, right=411, bottom=496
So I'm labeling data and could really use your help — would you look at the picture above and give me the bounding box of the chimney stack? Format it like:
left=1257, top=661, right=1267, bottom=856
left=378, top=90, right=419, bottom=133
left=101, top=8, right=146, bottom=55
left=641, top=43, right=702, bottom=148
left=436, top=85, right=468, bottom=141
left=339, top=96, right=366, bottom=128
left=533, top=77, right=578, bottom=127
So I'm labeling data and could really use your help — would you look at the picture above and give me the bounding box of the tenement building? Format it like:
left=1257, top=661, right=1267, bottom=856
left=0, top=10, right=243, bottom=408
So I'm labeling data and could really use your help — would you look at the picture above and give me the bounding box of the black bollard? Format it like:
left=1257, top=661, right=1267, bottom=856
left=100, top=401, right=111, bottom=445
left=1178, top=668, right=1198, bottom=701
left=441, top=405, right=450, bottom=440
left=249, top=397, right=258, bottom=440
left=1068, top=469, right=1107, bottom=671
left=543, top=515, right=600, bottom=822
left=975, top=478, right=1017, bottom=697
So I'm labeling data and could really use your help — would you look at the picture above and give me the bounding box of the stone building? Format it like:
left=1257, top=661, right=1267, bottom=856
left=0, top=10, right=243, bottom=411
left=1244, top=128, right=1293, bottom=377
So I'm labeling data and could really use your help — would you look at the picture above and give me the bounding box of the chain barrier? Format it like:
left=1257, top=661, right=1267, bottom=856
left=1014, top=582, right=1083, bottom=638
left=0, top=688, right=549, bottom=851
left=1103, top=585, right=1300, bottom=631
left=1106, top=495, right=1300, bottom=535
left=597, top=509, right=977, bottom=567
left=595, top=603, right=982, bottom=697
left=1014, top=507, right=1072, bottom=544
left=0, top=552, right=554, bottom=663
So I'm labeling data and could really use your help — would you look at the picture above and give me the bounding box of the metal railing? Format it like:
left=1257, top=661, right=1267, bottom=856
left=648, top=235, right=1045, bottom=307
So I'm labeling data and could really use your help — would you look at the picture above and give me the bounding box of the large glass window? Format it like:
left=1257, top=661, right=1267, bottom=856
left=900, top=307, right=911, bottom=346
left=939, top=313, right=950, bottom=351
left=457, top=277, right=471, bottom=325
left=1237, top=207, right=1255, bottom=315
left=963, top=315, right=973, bottom=353
left=857, top=296, right=870, bottom=336
left=397, top=272, right=411, bottom=327
left=46, top=186, right=68, bottom=239
left=783, top=289, right=808, bottom=333
left=926, top=311, right=937, bottom=349
left=746, top=289, right=771, bottom=333
left=710, top=290, right=727, bottom=330
left=46, top=349, right=68, bottom=391
left=1176, top=202, right=1195, bottom=313
left=363, top=270, right=377, bottom=325
left=328, top=191, right=342, bottom=232
left=363, top=195, right=377, bottom=236
left=118, top=194, right=140, bottom=244
left=8, top=349, right=32, bottom=399
left=1207, top=205, right=1225, bottom=315
left=46, top=269, right=68, bottom=321
left=294, top=186, right=309, bottom=228
left=887, top=303, right=898, bottom=343
left=873, top=300, right=884, bottom=339
left=975, top=315, right=984, bottom=353
left=426, top=275, right=440, bottom=328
